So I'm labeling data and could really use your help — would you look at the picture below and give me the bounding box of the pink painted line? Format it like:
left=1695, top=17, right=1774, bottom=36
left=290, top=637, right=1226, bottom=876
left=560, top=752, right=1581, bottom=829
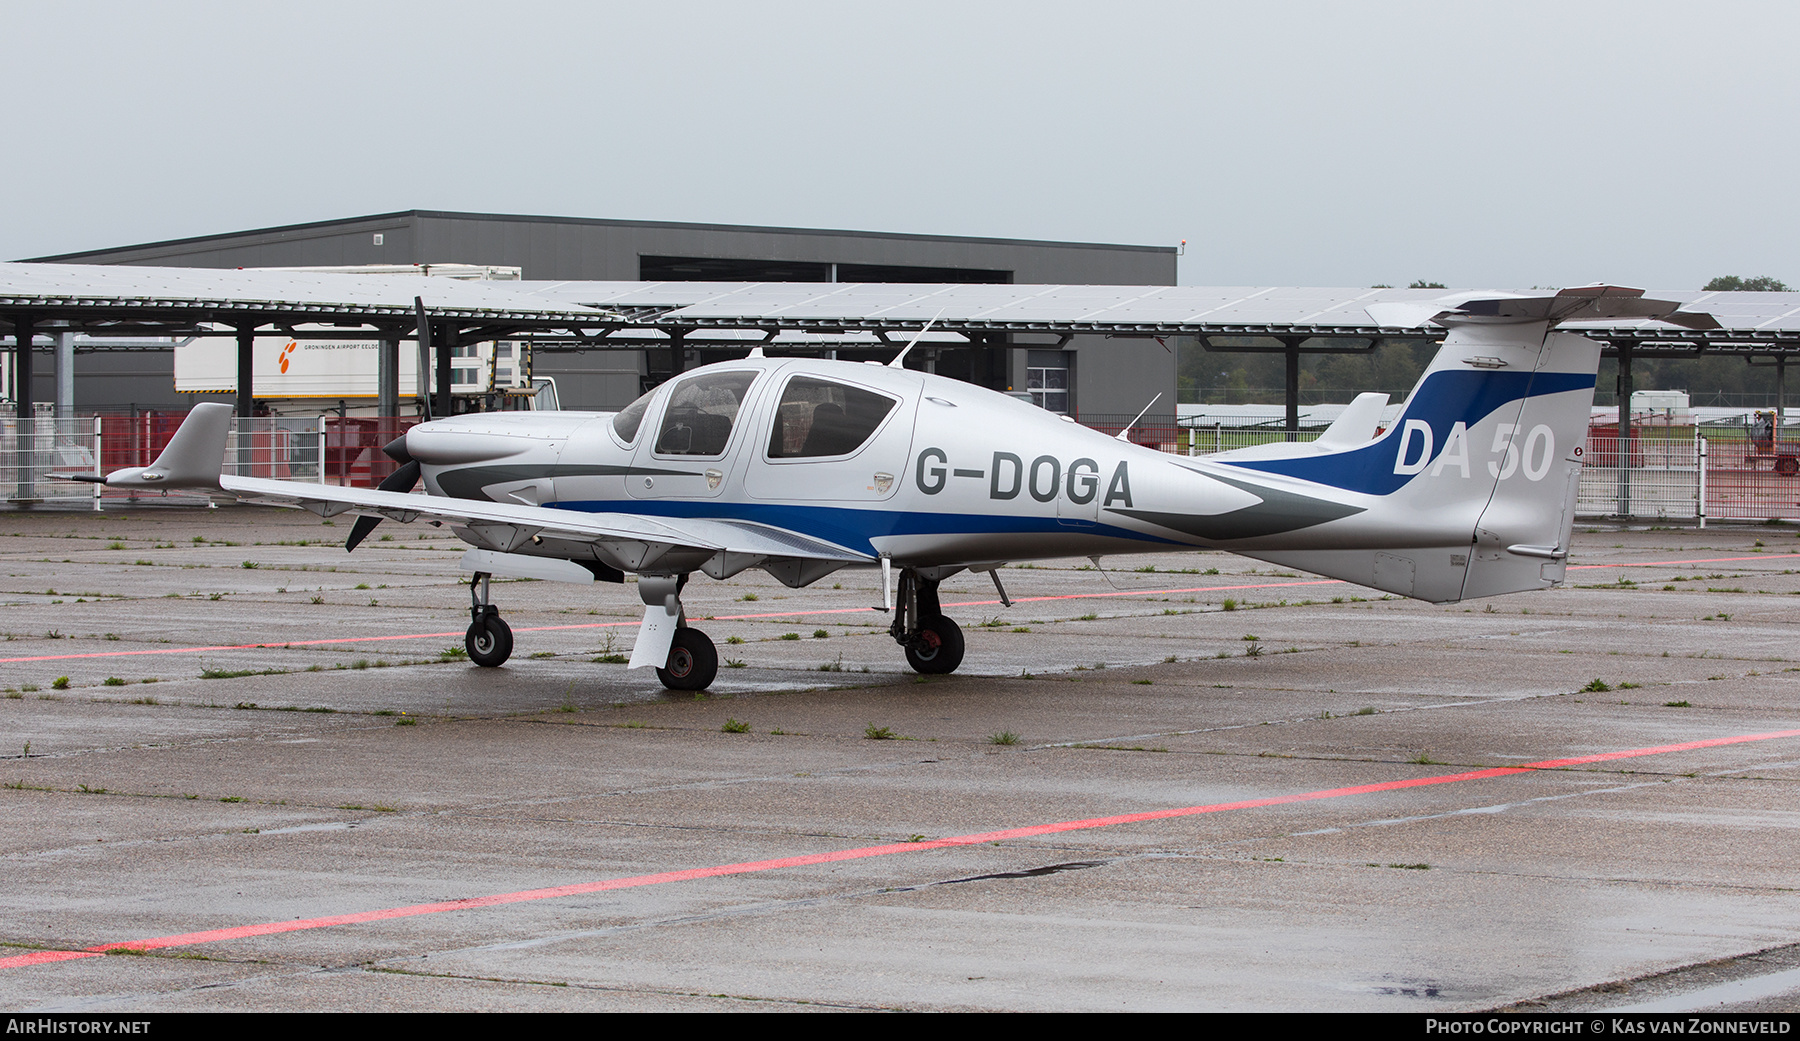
left=1568, top=552, right=1800, bottom=570
left=0, top=581, right=1339, bottom=664
left=6, top=727, right=1795, bottom=971
left=5, top=555, right=1792, bottom=665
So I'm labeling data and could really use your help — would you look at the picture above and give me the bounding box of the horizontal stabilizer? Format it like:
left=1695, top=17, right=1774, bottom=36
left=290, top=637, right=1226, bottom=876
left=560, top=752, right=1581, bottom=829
left=1365, top=285, right=1718, bottom=331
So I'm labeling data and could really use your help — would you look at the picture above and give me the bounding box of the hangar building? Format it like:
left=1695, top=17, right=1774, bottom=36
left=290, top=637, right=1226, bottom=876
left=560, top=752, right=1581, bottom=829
left=25, top=211, right=1178, bottom=419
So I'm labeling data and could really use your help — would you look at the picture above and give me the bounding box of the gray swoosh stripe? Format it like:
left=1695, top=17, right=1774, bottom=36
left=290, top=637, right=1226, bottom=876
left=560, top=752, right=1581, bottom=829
left=435, top=463, right=699, bottom=502
left=1108, top=471, right=1364, bottom=541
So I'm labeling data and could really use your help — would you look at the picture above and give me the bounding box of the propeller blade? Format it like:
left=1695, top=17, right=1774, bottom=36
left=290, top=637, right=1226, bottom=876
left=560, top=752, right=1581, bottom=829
left=414, top=296, right=433, bottom=422
left=344, top=515, right=382, bottom=554
left=345, top=459, right=421, bottom=552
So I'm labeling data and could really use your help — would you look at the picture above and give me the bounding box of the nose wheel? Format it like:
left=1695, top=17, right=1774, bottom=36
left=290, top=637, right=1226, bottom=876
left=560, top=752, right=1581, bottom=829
left=466, top=607, right=513, bottom=667
left=465, top=572, right=513, bottom=667
left=903, top=615, right=964, bottom=674
left=891, top=569, right=964, bottom=675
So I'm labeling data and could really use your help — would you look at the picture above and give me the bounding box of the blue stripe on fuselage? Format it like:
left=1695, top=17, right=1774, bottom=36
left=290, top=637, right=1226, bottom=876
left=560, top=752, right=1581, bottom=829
left=1217, top=370, right=1595, bottom=496
left=546, top=499, right=1182, bottom=556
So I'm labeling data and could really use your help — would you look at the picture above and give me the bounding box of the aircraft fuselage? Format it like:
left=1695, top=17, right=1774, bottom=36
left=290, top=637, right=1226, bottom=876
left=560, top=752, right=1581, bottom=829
left=405, top=357, right=1200, bottom=571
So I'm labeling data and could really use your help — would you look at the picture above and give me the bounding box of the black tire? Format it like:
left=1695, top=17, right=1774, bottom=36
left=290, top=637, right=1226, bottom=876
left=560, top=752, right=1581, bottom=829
left=1778, top=455, right=1799, bottom=476
left=466, top=614, right=513, bottom=667
left=657, top=627, right=718, bottom=691
left=904, top=616, right=965, bottom=675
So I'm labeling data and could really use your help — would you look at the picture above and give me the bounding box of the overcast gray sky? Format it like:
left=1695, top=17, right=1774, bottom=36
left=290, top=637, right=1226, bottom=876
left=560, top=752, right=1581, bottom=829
left=5, top=0, right=1795, bottom=289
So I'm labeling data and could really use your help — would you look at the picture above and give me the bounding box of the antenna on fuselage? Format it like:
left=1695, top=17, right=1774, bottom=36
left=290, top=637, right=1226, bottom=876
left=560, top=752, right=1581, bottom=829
left=1114, top=393, right=1163, bottom=442
left=887, top=309, right=946, bottom=369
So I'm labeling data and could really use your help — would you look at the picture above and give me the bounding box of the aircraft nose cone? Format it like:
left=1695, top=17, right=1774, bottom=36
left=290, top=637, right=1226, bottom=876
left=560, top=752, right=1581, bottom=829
left=402, top=412, right=593, bottom=465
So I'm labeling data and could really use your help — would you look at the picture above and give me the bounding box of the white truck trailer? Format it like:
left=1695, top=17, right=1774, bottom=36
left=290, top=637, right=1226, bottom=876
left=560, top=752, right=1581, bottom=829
left=173, top=264, right=555, bottom=415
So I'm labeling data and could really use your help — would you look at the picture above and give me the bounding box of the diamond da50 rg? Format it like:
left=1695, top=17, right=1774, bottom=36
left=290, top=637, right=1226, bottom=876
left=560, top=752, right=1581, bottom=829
left=86, top=287, right=1678, bottom=690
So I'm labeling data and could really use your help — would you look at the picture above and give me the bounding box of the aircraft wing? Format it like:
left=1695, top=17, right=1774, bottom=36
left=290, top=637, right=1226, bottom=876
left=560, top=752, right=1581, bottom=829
left=218, top=473, right=872, bottom=578
left=86, top=401, right=871, bottom=582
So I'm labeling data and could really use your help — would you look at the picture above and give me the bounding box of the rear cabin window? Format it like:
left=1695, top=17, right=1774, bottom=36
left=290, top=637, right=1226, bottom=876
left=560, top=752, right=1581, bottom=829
left=767, top=377, right=898, bottom=458
left=653, top=371, right=758, bottom=456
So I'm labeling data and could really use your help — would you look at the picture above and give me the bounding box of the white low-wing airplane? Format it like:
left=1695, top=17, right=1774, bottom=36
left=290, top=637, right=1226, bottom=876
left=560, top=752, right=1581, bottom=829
left=74, top=285, right=1700, bottom=690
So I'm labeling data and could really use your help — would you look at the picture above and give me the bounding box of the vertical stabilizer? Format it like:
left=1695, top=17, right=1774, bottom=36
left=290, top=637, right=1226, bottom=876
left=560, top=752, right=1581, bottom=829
left=1207, top=316, right=1600, bottom=602
left=101, top=402, right=232, bottom=490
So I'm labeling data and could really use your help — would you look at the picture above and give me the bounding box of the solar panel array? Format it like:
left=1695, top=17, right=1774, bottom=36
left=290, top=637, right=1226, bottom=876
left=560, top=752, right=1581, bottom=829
left=4, top=263, right=1800, bottom=339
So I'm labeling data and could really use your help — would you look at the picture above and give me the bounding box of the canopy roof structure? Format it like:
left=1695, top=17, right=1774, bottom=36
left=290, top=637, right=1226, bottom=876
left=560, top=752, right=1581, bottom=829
left=518, top=280, right=1767, bottom=343
left=5, top=264, right=1799, bottom=346
left=0, top=263, right=610, bottom=339
left=2, top=263, right=1796, bottom=449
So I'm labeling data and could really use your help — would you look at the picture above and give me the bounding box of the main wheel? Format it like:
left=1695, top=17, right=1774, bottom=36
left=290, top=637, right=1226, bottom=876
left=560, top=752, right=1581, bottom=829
left=904, top=616, right=965, bottom=675
left=1778, top=455, right=1798, bottom=476
left=657, top=627, right=718, bottom=691
left=466, top=613, right=513, bottom=667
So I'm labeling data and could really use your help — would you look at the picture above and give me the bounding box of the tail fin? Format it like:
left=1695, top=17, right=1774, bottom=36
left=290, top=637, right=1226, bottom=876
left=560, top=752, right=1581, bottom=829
left=1207, top=290, right=1657, bottom=602
left=103, top=402, right=232, bottom=490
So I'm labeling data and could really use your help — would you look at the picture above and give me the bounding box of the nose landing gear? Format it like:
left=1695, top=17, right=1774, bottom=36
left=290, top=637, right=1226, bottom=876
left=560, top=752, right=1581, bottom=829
left=891, top=568, right=964, bottom=675
left=465, top=572, right=513, bottom=667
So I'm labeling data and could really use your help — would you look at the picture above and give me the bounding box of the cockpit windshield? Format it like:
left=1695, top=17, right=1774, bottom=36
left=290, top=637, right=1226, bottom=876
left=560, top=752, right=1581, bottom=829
left=611, top=387, right=656, bottom=443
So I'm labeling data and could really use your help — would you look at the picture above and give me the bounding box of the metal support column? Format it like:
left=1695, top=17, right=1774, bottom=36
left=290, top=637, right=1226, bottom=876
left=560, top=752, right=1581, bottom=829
left=436, top=324, right=455, bottom=419
left=377, top=331, right=399, bottom=419
left=234, top=325, right=257, bottom=478
left=235, top=326, right=256, bottom=419
left=1283, top=338, right=1300, bottom=441
left=1778, top=356, right=1787, bottom=450
left=12, top=313, right=37, bottom=503
left=55, top=331, right=73, bottom=419
left=1616, top=341, right=1633, bottom=517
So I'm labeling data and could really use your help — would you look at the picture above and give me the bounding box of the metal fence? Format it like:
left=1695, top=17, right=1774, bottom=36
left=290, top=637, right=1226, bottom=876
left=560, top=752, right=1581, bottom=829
left=1577, top=435, right=1704, bottom=521
left=1, top=414, right=418, bottom=508
left=1176, top=423, right=1325, bottom=456
left=1074, top=413, right=1188, bottom=452
left=0, top=416, right=107, bottom=507
left=9, top=406, right=1800, bottom=525
left=1575, top=431, right=1800, bottom=523
left=1079, top=413, right=1329, bottom=455
left=1693, top=432, right=1800, bottom=523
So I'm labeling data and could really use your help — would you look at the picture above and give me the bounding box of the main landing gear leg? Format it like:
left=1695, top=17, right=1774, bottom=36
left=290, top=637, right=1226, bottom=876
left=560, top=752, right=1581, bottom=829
left=465, top=571, right=513, bottom=667
left=891, top=569, right=964, bottom=675
left=630, top=574, right=718, bottom=692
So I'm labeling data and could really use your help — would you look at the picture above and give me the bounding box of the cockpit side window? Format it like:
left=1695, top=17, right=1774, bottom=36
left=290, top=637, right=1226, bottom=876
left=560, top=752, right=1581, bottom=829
left=767, top=376, right=898, bottom=459
left=653, top=370, right=758, bottom=456
left=611, top=387, right=656, bottom=444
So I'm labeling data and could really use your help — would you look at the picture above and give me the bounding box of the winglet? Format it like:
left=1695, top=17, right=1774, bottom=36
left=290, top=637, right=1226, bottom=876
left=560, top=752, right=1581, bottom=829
left=103, top=402, right=233, bottom=489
